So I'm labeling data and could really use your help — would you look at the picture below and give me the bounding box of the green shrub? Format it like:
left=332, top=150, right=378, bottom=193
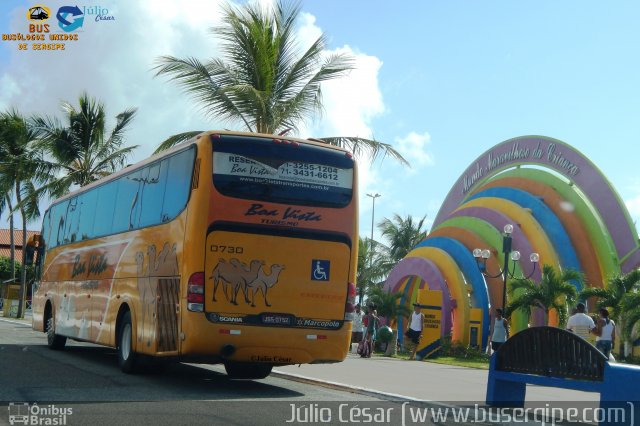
left=438, top=335, right=489, bottom=360
left=377, top=326, right=394, bottom=344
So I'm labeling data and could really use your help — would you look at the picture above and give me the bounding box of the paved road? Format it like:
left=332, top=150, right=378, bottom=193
left=0, top=319, right=398, bottom=426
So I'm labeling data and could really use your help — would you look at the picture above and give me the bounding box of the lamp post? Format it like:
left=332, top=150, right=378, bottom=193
left=473, top=224, right=539, bottom=312
left=364, top=193, right=381, bottom=304
left=366, top=193, right=381, bottom=246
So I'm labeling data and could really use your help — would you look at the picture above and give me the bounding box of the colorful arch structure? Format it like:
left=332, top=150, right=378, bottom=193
left=384, top=136, right=640, bottom=354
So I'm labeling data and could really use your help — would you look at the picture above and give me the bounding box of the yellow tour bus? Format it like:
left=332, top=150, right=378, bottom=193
left=31, top=131, right=358, bottom=379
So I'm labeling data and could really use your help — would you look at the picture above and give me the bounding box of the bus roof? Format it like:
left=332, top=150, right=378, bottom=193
left=44, top=131, right=352, bottom=209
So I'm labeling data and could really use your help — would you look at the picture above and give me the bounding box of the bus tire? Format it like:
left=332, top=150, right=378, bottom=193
left=224, top=362, right=273, bottom=380
left=46, top=311, right=67, bottom=350
left=117, top=311, right=138, bottom=374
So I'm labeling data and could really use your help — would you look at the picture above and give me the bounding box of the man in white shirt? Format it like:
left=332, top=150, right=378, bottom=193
left=566, top=302, right=595, bottom=340
left=351, top=305, right=364, bottom=352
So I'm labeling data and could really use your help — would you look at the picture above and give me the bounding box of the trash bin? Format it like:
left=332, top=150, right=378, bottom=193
left=2, top=284, right=21, bottom=318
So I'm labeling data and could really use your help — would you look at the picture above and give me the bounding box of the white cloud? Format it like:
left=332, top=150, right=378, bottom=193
left=315, top=48, right=385, bottom=137
left=395, top=131, right=434, bottom=171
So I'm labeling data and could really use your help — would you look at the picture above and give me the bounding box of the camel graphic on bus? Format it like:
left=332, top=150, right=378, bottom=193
left=210, top=258, right=285, bottom=307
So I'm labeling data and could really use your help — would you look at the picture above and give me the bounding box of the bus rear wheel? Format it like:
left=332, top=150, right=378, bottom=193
left=224, top=362, right=273, bottom=380
left=46, top=311, right=66, bottom=350
left=117, top=311, right=138, bottom=374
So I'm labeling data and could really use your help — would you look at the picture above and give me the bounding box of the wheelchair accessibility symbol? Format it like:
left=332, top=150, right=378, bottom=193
left=311, top=260, right=330, bottom=281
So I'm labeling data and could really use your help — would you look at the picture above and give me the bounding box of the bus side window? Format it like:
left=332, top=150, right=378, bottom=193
left=139, top=161, right=168, bottom=228
left=50, top=201, right=68, bottom=248
left=78, top=190, right=97, bottom=240
left=112, top=169, right=143, bottom=233
left=93, top=182, right=117, bottom=237
left=162, top=149, right=195, bottom=221
left=63, top=197, right=79, bottom=243
left=41, top=210, right=51, bottom=251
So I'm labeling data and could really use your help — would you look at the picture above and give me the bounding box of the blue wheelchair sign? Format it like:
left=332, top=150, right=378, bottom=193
left=311, top=260, right=330, bottom=281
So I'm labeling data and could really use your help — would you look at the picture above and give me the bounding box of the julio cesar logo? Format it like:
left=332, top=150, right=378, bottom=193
left=56, top=6, right=85, bottom=32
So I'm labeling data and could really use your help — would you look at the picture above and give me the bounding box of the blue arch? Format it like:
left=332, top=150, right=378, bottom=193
left=468, top=187, right=583, bottom=290
left=416, top=237, right=490, bottom=350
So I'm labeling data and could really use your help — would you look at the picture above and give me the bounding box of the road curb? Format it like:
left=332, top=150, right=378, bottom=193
left=0, top=317, right=32, bottom=327
left=271, top=369, right=456, bottom=407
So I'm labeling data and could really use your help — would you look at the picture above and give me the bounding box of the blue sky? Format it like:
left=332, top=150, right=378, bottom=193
left=2, top=0, right=640, bottom=243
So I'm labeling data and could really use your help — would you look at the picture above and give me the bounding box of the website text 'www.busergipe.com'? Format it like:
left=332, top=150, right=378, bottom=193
left=284, top=402, right=637, bottom=425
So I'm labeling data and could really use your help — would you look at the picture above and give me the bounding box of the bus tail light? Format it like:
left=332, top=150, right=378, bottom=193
left=344, top=282, right=357, bottom=321
left=187, top=272, right=205, bottom=312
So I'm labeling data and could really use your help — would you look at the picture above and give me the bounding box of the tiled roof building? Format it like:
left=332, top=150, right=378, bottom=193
left=0, top=229, right=39, bottom=261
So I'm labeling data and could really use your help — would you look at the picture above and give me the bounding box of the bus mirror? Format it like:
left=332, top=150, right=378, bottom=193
left=24, top=244, right=36, bottom=266
left=24, top=234, right=42, bottom=266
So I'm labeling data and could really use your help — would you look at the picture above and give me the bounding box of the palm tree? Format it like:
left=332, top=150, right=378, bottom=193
left=579, top=269, right=640, bottom=322
left=356, top=237, right=391, bottom=305
left=507, top=264, right=581, bottom=327
left=153, top=0, right=408, bottom=166
left=367, top=285, right=411, bottom=320
left=620, top=291, right=640, bottom=354
left=0, top=110, right=42, bottom=318
left=366, top=285, right=411, bottom=355
left=378, top=214, right=428, bottom=263
left=581, top=269, right=640, bottom=354
left=31, top=92, right=138, bottom=196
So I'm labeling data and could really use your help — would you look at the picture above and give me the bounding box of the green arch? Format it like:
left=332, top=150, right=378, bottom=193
left=484, top=168, right=620, bottom=278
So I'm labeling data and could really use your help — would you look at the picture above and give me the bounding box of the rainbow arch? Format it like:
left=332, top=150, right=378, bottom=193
left=384, top=136, right=640, bottom=351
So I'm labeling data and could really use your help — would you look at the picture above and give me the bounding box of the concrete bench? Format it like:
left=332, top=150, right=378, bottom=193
left=486, top=326, right=640, bottom=426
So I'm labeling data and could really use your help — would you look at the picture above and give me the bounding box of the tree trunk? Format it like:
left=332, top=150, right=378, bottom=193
left=15, top=182, right=27, bottom=319
left=7, top=195, right=15, bottom=282
left=384, top=329, right=398, bottom=356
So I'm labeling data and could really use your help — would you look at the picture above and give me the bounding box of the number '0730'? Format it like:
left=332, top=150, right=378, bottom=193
left=210, top=245, right=244, bottom=254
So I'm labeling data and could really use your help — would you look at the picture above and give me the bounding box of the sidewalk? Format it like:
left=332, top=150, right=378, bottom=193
left=0, top=310, right=32, bottom=323
left=273, top=351, right=600, bottom=403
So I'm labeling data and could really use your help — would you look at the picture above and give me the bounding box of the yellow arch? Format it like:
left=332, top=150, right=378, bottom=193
left=454, top=197, right=563, bottom=326
left=405, top=246, right=470, bottom=344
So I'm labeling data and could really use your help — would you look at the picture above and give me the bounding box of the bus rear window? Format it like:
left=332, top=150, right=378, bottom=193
left=211, top=135, right=354, bottom=207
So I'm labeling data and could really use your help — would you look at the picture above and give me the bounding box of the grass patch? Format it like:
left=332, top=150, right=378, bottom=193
left=424, top=356, right=489, bottom=369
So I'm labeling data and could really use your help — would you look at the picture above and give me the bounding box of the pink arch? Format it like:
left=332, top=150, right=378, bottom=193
left=384, top=257, right=453, bottom=336
left=433, top=136, right=640, bottom=272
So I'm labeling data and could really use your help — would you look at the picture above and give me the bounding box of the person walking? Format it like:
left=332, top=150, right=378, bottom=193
left=351, top=304, right=364, bottom=353
left=406, top=304, right=425, bottom=360
left=566, top=302, right=595, bottom=340
left=488, top=308, right=509, bottom=354
left=594, top=308, right=616, bottom=359
left=360, top=306, right=379, bottom=358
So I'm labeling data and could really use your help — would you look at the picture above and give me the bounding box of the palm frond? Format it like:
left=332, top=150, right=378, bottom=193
left=154, top=55, right=252, bottom=130
left=107, top=108, right=137, bottom=146
left=621, top=308, right=640, bottom=341
left=153, top=131, right=204, bottom=154
left=316, top=136, right=410, bottom=167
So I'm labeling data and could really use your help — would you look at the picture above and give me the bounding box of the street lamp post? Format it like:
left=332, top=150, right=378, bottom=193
left=364, top=193, right=381, bottom=305
left=473, top=224, right=540, bottom=312
left=367, top=193, right=381, bottom=246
